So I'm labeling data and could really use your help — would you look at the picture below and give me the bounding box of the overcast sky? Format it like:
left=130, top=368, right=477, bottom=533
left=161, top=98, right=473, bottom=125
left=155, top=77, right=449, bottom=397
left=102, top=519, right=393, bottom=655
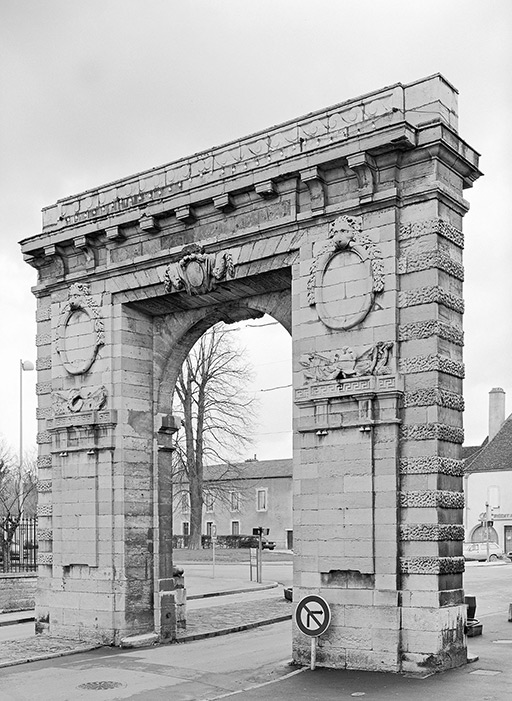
left=1, top=0, right=511, bottom=460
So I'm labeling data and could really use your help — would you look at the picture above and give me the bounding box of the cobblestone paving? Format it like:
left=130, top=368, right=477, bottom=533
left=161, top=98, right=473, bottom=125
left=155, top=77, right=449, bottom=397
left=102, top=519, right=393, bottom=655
left=0, top=595, right=293, bottom=667
left=0, top=636, right=98, bottom=668
left=177, top=595, right=293, bottom=640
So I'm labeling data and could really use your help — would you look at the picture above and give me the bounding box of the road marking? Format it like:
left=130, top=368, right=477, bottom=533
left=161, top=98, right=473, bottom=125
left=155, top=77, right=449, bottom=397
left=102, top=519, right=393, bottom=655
left=202, top=666, right=306, bottom=700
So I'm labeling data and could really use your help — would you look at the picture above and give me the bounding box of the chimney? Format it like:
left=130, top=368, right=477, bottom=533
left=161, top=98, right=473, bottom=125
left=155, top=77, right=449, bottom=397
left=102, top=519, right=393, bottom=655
left=489, top=387, right=506, bottom=441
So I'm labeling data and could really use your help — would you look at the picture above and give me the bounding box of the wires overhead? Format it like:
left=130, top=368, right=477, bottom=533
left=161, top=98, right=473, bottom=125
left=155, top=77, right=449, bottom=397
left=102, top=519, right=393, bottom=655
left=260, top=384, right=292, bottom=392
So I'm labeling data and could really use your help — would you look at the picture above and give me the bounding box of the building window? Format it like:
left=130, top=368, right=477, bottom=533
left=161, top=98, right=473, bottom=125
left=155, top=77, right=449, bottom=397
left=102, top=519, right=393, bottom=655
left=231, top=520, right=240, bottom=536
left=182, top=522, right=190, bottom=536
left=487, top=485, right=500, bottom=509
left=205, top=521, right=215, bottom=537
left=205, top=491, right=215, bottom=512
left=181, top=492, right=190, bottom=513
left=256, top=488, right=268, bottom=512
left=230, top=491, right=241, bottom=512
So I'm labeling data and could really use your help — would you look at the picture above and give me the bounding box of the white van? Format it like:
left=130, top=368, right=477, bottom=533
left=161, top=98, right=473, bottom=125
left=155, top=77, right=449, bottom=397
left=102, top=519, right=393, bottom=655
left=463, top=541, right=505, bottom=562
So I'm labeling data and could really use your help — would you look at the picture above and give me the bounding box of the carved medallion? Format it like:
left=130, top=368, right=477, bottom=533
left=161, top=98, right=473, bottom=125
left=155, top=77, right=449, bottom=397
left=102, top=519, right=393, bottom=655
left=308, top=216, right=384, bottom=330
left=56, top=283, right=104, bottom=375
left=163, top=244, right=234, bottom=296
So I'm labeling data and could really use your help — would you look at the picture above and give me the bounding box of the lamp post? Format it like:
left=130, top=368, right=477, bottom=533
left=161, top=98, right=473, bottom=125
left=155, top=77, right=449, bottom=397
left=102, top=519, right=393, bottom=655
left=19, top=359, right=34, bottom=516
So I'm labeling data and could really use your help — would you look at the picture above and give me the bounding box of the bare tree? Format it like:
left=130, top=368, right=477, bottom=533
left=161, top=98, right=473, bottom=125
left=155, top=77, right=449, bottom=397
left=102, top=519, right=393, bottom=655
left=0, top=440, right=38, bottom=571
left=172, top=324, right=257, bottom=549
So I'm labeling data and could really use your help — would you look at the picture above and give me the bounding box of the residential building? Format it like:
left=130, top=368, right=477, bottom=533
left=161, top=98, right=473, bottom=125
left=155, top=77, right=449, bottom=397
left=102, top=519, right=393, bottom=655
left=174, top=458, right=293, bottom=550
left=463, top=388, right=512, bottom=553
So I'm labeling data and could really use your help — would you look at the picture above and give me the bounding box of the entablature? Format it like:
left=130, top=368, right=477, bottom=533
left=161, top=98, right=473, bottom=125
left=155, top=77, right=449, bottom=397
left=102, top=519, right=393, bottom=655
left=21, top=75, right=481, bottom=294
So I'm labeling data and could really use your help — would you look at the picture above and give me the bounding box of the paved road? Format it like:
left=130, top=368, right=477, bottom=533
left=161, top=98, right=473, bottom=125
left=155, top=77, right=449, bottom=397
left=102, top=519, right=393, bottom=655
left=175, top=560, right=294, bottom=591
left=0, top=621, right=293, bottom=701
left=1, top=561, right=510, bottom=700
left=0, top=622, right=33, bottom=643
left=463, top=561, right=511, bottom=618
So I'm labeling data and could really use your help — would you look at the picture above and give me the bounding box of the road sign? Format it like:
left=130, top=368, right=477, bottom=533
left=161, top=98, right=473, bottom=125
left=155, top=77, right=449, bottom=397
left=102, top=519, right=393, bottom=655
left=295, top=595, right=331, bottom=637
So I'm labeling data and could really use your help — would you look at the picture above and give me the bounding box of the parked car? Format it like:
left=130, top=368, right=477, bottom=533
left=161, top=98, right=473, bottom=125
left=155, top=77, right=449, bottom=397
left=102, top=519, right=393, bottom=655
left=0, top=543, right=20, bottom=562
left=239, top=535, right=276, bottom=550
left=463, top=541, right=505, bottom=561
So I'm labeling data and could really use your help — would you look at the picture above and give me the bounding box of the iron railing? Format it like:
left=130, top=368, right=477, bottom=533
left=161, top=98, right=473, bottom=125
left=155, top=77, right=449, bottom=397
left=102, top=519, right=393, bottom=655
left=1, top=517, right=38, bottom=572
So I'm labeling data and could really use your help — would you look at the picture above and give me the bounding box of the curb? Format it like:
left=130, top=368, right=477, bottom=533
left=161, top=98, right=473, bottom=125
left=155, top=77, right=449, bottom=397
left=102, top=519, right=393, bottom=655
left=0, top=644, right=100, bottom=670
left=188, top=582, right=278, bottom=600
left=0, top=614, right=293, bottom=668
left=0, top=614, right=35, bottom=628
left=0, top=582, right=279, bottom=627
left=175, top=613, right=293, bottom=643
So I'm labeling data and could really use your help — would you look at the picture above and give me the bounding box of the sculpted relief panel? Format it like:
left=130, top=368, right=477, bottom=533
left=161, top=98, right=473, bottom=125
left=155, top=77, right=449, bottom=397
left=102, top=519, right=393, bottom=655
left=53, top=385, right=107, bottom=415
left=299, top=342, right=393, bottom=384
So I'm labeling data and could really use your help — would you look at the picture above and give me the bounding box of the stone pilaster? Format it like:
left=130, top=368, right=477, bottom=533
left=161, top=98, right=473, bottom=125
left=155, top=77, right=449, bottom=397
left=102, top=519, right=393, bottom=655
left=397, top=215, right=467, bottom=673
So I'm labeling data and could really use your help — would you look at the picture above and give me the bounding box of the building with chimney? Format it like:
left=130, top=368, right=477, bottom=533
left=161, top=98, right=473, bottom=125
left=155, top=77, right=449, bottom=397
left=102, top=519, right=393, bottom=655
left=464, top=388, right=512, bottom=554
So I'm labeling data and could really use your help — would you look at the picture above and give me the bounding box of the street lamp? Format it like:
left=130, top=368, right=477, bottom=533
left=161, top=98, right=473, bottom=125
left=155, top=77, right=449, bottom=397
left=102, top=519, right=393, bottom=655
left=19, top=359, right=34, bottom=516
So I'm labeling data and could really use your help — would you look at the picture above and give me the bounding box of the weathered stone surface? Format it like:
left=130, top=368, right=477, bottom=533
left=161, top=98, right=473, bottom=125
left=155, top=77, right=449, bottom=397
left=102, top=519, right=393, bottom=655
left=120, top=632, right=158, bottom=648
left=22, top=75, right=481, bottom=674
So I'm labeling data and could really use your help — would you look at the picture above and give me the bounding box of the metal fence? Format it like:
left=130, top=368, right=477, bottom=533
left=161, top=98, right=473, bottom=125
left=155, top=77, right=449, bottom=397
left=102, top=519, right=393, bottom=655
left=1, top=517, right=38, bottom=572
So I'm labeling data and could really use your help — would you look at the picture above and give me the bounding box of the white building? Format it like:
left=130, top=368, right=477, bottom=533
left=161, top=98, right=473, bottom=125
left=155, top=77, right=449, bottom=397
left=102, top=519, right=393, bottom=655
left=464, top=388, right=512, bottom=554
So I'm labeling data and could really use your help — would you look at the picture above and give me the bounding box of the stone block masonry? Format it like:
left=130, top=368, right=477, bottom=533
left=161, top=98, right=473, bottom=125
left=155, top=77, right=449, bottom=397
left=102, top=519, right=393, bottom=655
left=0, top=574, right=36, bottom=613
left=21, top=74, right=480, bottom=673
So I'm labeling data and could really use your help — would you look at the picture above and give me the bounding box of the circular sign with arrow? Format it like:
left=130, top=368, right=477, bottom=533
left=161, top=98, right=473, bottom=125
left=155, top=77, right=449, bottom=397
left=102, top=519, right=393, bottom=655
left=295, top=595, right=331, bottom=637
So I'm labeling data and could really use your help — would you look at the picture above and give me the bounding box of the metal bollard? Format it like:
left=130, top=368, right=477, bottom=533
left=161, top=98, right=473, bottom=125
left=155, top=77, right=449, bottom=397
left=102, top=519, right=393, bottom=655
left=465, top=595, right=482, bottom=637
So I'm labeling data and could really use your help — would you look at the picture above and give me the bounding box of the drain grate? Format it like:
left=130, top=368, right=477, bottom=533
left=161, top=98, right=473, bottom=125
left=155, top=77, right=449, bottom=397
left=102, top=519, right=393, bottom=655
left=78, top=681, right=126, bottom=690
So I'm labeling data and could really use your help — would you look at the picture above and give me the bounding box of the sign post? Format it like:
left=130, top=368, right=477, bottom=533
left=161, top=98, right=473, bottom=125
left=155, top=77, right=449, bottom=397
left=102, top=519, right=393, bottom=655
left=295, top=595, right=331, bottom=670
left=249, top=548, right=258, bottom=581
left=252, top=526, right=269, bottom=584
left=211, top=524, right=217, bottom=579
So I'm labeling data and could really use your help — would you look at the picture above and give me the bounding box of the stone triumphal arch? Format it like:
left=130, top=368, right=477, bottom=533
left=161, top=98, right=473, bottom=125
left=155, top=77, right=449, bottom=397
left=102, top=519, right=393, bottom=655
left=22, top=75, right=481, bottom=674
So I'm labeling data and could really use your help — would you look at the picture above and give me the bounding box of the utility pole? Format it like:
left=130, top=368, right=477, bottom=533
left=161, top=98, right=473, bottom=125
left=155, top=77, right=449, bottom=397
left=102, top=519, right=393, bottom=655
left=19, top=360, right=34, bottom=516
left=485, top=501, right=491, bottom=562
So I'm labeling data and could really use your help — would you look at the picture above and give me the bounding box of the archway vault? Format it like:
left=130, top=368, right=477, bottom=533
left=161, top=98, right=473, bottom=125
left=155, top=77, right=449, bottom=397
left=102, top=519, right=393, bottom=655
left=22, top=75, right=481, bottom=674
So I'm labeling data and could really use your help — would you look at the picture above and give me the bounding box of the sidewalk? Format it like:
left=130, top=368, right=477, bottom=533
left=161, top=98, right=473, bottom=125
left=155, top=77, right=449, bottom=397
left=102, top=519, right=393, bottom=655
left=0, top=611, right=34, bottom=627
left=0, top=575, right=292, bottom=669
left=2, top=571, right=511, bottom=700
left=235, top=612, right=512, bottom=701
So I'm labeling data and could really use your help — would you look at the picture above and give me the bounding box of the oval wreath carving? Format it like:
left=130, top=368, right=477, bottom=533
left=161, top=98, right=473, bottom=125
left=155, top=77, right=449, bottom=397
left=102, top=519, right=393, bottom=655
left=56, top=283, right=104, bottom=375
left=308, top=216, right=384, bottom=330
